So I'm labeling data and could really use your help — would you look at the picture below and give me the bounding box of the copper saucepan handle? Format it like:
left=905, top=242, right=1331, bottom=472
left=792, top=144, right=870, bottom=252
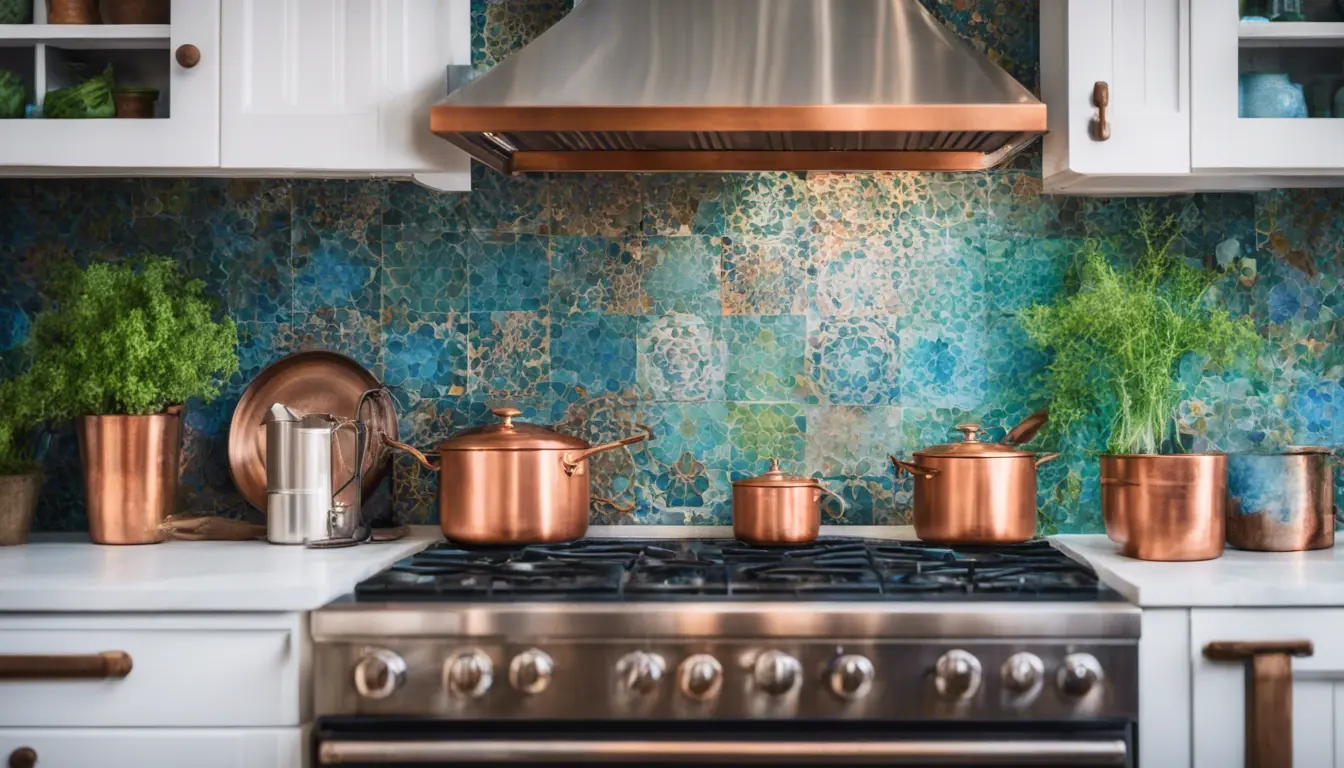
left=0, top=651, right=132, bottom=680
left=1003, top=408, right=1050, bottom=446
left=818, top=481, right=847, bottom=520
left=381, top=435, right=440, bottom=471
left=889, top=456, right=940, bottom=479
left=1035, top=452, right=1062, bottom=468
left=562, top=424, right=653, bottom=476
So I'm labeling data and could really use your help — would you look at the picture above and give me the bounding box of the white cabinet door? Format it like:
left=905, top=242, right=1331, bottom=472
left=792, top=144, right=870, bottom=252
left=1191, top=0, right=1344, bottom=171
left=0, top=727, right=303, bottom=768
left=1041, top=0, right=1190, bottom=190
left=1191, top=609, right=1344, bottom=768
left=221, top=0, right=469, bottom=176
left=0, top=0, right=220, bottom=168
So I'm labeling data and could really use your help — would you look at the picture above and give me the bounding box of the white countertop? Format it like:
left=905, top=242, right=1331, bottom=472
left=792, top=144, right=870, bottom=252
left=0, top=526, right=442, bottom=612
left=1052, top=534, right=1344, bottom=608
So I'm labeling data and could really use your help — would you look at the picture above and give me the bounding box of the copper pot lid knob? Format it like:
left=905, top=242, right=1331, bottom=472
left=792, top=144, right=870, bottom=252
left=491, top=407, right=522, bottom=427
left=954, top=424, right=983, bottom=443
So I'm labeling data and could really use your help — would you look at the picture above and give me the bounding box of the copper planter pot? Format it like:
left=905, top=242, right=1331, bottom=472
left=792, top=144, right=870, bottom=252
left=0, top=472, right=40, bottom=546
left=1100, top=454, right=1226, bottom=561
left=731, top=459, right=844, bottom=545
left=1226, top=449, right=1335, bottom=552
left=78, top=409, right=182, bottom=545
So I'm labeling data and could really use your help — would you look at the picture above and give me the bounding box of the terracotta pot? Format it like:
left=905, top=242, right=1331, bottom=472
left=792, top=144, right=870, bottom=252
left=78, top=408, right=182, bottom=545
left=113, top=88, right=157, bottom=118
left=386, top=408, right=650, bottom=545
left=731, top=459, right=844, bottom=545
left=46, top=0, right=99, bottom=24
left=0, top=472, right=40, bottom=546
left=1100, top=454, right=1226, bottom=561
left=103, top=0, right=167, bottom=23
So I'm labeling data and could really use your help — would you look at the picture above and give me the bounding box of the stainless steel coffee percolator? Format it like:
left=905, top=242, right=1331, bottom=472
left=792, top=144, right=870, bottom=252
left=262, top=404, right=367, bottom=546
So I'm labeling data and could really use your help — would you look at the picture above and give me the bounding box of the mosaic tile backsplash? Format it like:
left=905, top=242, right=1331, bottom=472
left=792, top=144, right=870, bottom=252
left=4, top=1, right=1344, bottom=534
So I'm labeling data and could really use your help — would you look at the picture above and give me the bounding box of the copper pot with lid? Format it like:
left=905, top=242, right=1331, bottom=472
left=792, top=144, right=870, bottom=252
left=385, top=408, right=651, bottom=544
left=731, top=459, right=845, bottom=545
left=889, top=412, right=1059, bottom=545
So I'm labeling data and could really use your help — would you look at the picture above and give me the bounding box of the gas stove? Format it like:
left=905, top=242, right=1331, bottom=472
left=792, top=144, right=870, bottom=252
left=312, top=537, right=1139, bottom=766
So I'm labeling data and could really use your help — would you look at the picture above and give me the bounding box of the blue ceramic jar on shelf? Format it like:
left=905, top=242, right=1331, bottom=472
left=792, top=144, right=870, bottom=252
left=1239, top=73, right=1308, bottom=118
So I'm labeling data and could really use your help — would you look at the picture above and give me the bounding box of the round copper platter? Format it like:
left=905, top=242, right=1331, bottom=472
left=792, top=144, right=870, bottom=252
left=227, top=351, right=398, bottom=512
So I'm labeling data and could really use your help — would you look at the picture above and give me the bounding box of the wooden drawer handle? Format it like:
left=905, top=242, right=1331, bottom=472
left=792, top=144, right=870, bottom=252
left=8, top=747, right=35, bottom=768
left=0, top=651, right=133, bottom=680
left=1203, top=640, right=1313, bottom=768
left=1089, top=81, right=1111, bottom=141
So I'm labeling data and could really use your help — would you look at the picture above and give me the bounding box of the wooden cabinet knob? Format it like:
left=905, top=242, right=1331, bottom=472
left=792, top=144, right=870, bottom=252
left=175, top=44, right=201, bottom=69
left=8, top=747, right=36, bottom=768
left=1203, top=640, right=1314, bottom=768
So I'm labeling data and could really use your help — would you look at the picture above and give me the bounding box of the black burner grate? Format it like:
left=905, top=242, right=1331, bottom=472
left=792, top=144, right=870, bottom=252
left=355, top=537, right=1112, bottom=602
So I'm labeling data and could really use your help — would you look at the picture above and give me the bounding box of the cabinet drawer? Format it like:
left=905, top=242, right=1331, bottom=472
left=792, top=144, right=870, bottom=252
left=0, top=615, right=302, bottom=727
left=0, top=727, right=304, bottom=768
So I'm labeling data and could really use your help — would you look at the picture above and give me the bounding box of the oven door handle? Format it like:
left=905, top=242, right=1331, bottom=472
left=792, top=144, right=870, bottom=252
left=319, top=738, right=1129, bottom=765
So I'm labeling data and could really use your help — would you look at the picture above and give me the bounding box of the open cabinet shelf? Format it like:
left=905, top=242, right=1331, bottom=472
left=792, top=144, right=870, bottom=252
left=0, top=23, right=170, bottom=49
left=1239, top=21, right=1344, bottom=47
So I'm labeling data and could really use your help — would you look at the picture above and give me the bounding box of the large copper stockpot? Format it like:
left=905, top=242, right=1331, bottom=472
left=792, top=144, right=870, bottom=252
left=1101, top=454, right=1226, bottom=561
left=889, top=416, right=1058, bottom=545
left=386, top=408, right=650, bottom=544
left=731, top=459, right=845, bottom=545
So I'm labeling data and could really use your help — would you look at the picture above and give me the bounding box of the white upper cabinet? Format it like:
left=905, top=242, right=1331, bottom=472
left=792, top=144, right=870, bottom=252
left=221, top=0, right=469, bottom=185
left=1041, top=0, right=1191, bottom=193
left=1191, top=0, right=1344, bottom=173
left=0, top=0, right=220, bottom=168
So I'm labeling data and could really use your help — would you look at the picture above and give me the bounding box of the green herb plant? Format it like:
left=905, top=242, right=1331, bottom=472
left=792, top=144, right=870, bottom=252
left=1019, top=210, right=1260, bottom=455
left=24, top=257, right=239, bottom=419
left=0, top=376, right=40, bottom=475
left=43, top=63, right=115, bottom=119
left=0, top=69, right=25, bottom=119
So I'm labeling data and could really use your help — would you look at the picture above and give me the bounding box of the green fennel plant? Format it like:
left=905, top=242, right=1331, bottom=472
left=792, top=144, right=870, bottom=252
left=1019, top=210, right=1260, bottom=455
left=23, top=257, right=239, bottom=419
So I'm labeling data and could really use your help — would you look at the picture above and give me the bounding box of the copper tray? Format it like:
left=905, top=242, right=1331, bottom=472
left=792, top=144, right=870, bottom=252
left=227, top=351, right=398, bottom=512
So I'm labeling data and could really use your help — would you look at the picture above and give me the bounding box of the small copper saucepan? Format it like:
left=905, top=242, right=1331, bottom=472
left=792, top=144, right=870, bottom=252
left=732, top=459, right=845, bottom=545
left=384, top=408, right=650, bottom=545
left=890, top=412, right=1058, bottom=545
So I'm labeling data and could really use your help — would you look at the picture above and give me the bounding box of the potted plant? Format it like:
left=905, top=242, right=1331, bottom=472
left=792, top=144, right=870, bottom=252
left=23, top=258, right=238, bottom=544
left=0, top=377, right=41, bottom=546
left=1020, top=210, right=1260, bottom=561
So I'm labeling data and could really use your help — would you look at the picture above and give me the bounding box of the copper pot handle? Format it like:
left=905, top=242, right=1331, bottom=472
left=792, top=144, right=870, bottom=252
left=562, top=424, right=653, bottom=476
left=1004, top=408, right=1049, bottom=446
left=1034, top=452, right=1061, bottom=468
left=889, top=456, right=940, bottom=479
left=1203, top=640, right=1314, bottom=768
left=381, top=435, right=439, bottom=471
left=0, top=651, right=132, bottom=680
left=818, top=481, right=847, bottom=519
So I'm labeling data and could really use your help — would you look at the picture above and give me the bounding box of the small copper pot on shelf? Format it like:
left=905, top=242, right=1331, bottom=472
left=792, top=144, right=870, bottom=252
left=731, top=459, right=844, bottom=545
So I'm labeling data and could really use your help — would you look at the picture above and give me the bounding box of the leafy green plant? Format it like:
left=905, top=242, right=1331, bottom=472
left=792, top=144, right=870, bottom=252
left=24, top=257, right=239, bottom=418
left=0, top=69, right=25, bottom=119
left=0, top=376, right=40, bottom=475
left=43, top=63, right=115, bottom=119
left=1019, top=210, right=1260, bottom=455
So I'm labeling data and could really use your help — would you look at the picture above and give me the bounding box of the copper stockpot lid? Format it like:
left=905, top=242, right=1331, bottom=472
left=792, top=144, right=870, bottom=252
left=438, top=408, right=589, bottom=451
left=914, top=424, right=1036, bottom=459
left=732, top=458, right=824, bottom=488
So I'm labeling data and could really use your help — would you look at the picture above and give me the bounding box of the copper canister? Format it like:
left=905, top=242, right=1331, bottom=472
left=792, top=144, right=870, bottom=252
left=77, top=409, right=182, bottom=545
left=890, top=424, right=1058, bottom=545
left=1226, top=448, right=1334, bottom=552
left=731, top=459, right=844, bottom=545
left=1101, top=454, right=1226, bottom=561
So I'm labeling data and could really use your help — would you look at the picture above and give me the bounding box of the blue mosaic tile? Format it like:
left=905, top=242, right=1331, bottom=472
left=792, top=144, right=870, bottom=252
left=803, top=404, right=902, bottom=480
left=549, top=236, right=648, bottom=315
left=550, top=174, right=642, bottom=237
left=382, top=230, right=469, bottom=314
left=468, top=310, right=550, bottom=397
left=723, top=314, right=811, bottom=403
left=285, top=307, right=383, bottom=379
left=808, top=315, right=901, bottom=405
left=984, top=237, right=1075, bottom=316
left=724, top=172, right=811, bottom=239
left=900, top=319, right=988, bottom=411
left=813, top=235, right=905, bottom=318
left=643, top=174, right=727, bottom=237
left=550, top=313, right=638, bottom=395
left=903, top=226, right=988, bottom=325
left=726, top=402, right=807, bottom=478
left=636, top=314, right=725, bottom=402
left=381, top=307, right=469, bottom=400
left=292, top=180, right=382, bottom=313
left=468, top=233, right=548, bottom=311
left=721, top=234, right=813, bottom=315
left=643, top=236, right=722, bottom=316
left=384, top=181, right=468, bottom=233
left=465, top=164, right=548, bottom=234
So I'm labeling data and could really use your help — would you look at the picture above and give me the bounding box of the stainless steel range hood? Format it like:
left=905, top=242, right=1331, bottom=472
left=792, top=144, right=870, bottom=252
left=431, top=0, right=1045, bottom=174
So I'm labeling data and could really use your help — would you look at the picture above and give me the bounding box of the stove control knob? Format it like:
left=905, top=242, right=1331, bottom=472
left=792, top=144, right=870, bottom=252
left=508, top=649, right=554, bottom=695
left=933, top=649, right=982, bottom=701
left=444, top=649, right=493, bottom=698
left=616, top=651, right=666, bottom=695
left=677, top=654, right=724, bottom=701
left=827, top=654, right=875, bottom=700
left=1058, top=653, right=1104, bottom=697
left=752, top=650, right=801, bottom=696
left=353, top=648, right=407, bottom=700
left=1001, top=652, right=1045, bottom=694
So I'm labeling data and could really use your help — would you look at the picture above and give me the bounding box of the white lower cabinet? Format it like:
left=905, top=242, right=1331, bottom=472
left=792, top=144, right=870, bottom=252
left=0, top=727, right=304, bottom=768
left=1191, top=609, right=1344, bottom=768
